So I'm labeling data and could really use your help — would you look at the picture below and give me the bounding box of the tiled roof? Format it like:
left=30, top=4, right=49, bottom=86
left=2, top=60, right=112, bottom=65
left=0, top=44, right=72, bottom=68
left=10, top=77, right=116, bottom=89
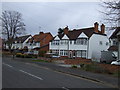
left=28, top=32, right=52, bottom=43
left=57, top=27, right=106, bottom=40
left=108, top=46, right=118, bottom=51
left=110, top=27, right=120, bottom=39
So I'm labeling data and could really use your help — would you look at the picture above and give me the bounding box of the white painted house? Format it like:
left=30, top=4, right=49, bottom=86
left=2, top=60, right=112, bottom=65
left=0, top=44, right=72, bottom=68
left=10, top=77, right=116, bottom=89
left=11, top=35, right=32, bottom=50
left=50, top=22, right=109, bottom=60
left=108, top=27, right=120, bottom=59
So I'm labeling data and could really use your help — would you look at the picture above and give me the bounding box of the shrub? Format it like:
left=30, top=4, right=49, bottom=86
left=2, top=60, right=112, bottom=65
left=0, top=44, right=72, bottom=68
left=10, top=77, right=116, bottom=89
left=24, top=54, right=32, bottom=58
left=79, top=63, right=85, bottom=68
left=71, top=65, right=77, bottom=68
left=16, top=53, right=23, bottom=57
left=16, top=53, right=35, bottom=58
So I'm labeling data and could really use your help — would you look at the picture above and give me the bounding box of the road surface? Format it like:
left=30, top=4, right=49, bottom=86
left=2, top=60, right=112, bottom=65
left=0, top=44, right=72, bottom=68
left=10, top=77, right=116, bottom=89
left=2, top=57, right=115, bottom=88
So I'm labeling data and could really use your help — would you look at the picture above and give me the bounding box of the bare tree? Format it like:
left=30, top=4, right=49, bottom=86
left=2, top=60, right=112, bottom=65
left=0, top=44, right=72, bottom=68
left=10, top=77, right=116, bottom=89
left=1, top=10, right=26, bottom=51
left=100, top=0, right=120, bottom=29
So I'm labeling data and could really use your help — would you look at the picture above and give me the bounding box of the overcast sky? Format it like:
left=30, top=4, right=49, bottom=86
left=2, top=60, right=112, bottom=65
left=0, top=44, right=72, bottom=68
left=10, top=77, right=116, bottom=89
left=2, top=2, right=112, bottom=37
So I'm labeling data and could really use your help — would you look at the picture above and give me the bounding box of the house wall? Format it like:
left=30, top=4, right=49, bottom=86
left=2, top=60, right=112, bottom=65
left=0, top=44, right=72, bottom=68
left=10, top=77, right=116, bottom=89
left=40, top=34, right=53, bottom=47
left=50, top=39, right=88, bottom=58
left=22, top=36, right=32, bottom=48
left=11, top=36, right=32, bottom=50
left=88, top=34, right=109, bottom=61
left=40, top=45, right=49, bottom=51
left=69, top=41, right=87, bottom=50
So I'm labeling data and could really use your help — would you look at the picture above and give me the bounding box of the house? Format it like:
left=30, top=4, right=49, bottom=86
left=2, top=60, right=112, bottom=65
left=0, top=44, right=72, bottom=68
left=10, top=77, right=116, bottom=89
left=11, top=35, right=32, bottom=50
left=27, top=32, right=53, bottom=54
left=108, top=27, right=120, bottom=59
left=49, top=22, right=109, bottom=60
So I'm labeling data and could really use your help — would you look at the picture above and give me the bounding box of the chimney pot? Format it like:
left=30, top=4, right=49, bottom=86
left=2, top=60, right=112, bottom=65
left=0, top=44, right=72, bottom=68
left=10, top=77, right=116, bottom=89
left=101, top=24, right=105, bottom=34
left=94, top=22, right=99, bottom=33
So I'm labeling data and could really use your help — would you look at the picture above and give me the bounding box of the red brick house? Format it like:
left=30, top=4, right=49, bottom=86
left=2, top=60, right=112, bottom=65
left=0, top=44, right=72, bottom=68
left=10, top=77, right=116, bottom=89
left=27, top=32, right=53, bottom=54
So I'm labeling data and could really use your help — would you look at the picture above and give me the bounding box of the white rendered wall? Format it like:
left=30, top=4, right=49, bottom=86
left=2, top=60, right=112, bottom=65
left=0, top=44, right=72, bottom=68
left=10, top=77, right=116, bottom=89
left=88, top=34, right=109, bottom=60
left=69, top=41, right=87, bottom=50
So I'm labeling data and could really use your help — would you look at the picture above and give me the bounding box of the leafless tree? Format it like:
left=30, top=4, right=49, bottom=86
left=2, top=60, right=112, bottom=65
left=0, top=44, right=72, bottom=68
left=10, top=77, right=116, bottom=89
left=1, top=10, right=26, bottom=51
left=100, top=0, right=120, bottom=29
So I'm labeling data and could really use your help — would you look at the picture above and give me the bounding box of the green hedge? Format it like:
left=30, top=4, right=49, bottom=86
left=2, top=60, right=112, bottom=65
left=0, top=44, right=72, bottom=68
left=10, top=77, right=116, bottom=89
left=16, top=53, right=37, bottom=58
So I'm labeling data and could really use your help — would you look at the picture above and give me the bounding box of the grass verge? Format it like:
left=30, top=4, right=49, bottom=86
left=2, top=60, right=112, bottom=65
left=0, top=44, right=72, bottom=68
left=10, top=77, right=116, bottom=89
left=32, top=59, right=49, bottom=63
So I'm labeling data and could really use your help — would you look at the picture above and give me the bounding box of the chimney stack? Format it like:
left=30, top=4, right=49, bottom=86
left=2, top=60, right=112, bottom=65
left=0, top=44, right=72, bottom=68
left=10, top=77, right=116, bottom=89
left=101, top=24, right=105, bottom=34
left=64, top=26, right=69, bottom=34
left=94, top=22, right=99, bottom=33
left=39, top=32, right=44, bottom=35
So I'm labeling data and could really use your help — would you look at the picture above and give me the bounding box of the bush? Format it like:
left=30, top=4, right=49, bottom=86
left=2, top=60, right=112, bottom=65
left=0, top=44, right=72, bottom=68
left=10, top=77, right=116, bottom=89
left=71, top=65, right=77, bottom=68
left=16, top=53, right=36, bottom=58
left=79, top=63, right=85, bottom=68
left=24, top=54, right=32, bottom=58
left=16, top=53, right=23, bottom=57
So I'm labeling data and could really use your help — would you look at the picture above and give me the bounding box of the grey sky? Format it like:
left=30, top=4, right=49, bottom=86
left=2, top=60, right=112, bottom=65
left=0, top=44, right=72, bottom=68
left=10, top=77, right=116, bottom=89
left=2, top=2, right=106, bottom=36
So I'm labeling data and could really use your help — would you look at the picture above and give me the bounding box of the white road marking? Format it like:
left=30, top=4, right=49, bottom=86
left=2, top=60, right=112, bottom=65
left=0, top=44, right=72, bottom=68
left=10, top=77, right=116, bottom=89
left=2, top=63, right=13, bottom=68
left=19, top=70, right=43, bottom=80
left=62, top=87, right=70, bottom=90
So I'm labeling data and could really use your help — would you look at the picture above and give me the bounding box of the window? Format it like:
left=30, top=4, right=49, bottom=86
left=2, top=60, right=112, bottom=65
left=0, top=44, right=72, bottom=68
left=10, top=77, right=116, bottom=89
left=74, top=40, right=76, bottom=44
left=77, top=50, right=86, bottom=58
left=52, top=50, right=59, bottom=55
left=60, top=40, right=68, bottom=45
left=51, top=40, right=60, bottom=45
left=82, top=50, right=86, bottom=58
left=74, top=38, right=87, bottom=45
left=60, top=50, right=63, bottom=56
left=106, top=42, right=109, bottom=46
left=33, top=42, right=36, bottom=45
left=113, top=40, right=118, bottom=46
left=99, top=41, right=102, bottom=45
left=70, top=40, right=72, bottom=44
left=64, top=50, right=68, bottom=56
left=59, top=50, right=68, bottom=56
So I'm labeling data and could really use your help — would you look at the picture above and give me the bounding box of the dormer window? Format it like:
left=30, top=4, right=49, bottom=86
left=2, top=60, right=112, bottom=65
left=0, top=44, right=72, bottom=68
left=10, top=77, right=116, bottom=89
left=51, top=40, right=60, bottom=45
left=61, top=40, right=68, bottom=45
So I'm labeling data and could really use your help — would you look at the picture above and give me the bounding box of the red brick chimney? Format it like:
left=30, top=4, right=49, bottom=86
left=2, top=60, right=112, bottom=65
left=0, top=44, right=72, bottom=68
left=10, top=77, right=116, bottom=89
left=64, top=26, right=69, bottom=34
left=101, top=24, right=105, bottom=34
left=94, top=22, right=99, bottom=33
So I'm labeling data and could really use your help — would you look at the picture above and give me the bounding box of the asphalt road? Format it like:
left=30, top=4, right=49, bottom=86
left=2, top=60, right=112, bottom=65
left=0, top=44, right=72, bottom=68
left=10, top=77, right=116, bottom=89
left=2, top=57, right=114, bottom=88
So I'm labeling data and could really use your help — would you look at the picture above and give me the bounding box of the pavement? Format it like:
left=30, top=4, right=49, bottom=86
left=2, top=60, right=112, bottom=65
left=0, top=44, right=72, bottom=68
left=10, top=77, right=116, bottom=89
left=3, top=56, right=120, bottom=88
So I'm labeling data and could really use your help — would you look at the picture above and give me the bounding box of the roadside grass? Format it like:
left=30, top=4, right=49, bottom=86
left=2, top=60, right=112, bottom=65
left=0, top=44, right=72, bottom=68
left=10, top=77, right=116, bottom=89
left=112, top=70, right=120, bottom=77
left=81, top=63, right=112, bottom=74
left=32, top=59, right=49, bottom=63
left=70, top=62, right=120, bottom=77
